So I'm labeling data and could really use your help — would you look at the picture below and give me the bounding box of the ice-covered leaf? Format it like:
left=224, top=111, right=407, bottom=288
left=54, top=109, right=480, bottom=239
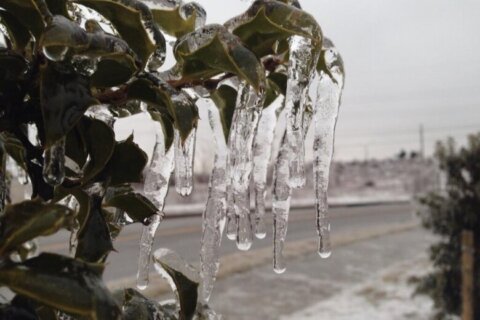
left=78, top=117, right=115, bottom=184
left=151, top=1, right=206, bottom=38
left=153, top=248, right=199, bottom=320
left=149, top=109, right=175, bottom=151
left=0, top=11, right=31, bottom=50
left=0, top=50, right=27, bottom=83
left=0, top=199, right=74, bottom=256
left=91, top=53, right=137, bottom=88
left=225, top=0, right=322, bottom=58
left=40, top=62, right=98, bottom=147
left=41, top=15, right=132, bottom=60
left=127, top=76, right=199, bottom=143
left=210, top=84, right=237, bottom=141
left=0, top=253, right=121, bottom=319
left=76, top=0, right=162, bottom=64
left=0, top=0, right=45, bottom=38
left=45, top=0, right=69, bottom=16
left=76, top=195, right=114, bottom=262
left=121, top=288, right=176, bottom=320
left=0, top=132, right=27, bottom=170
left=104, top=190, right=158, bottom=224
left=174, top=24, right=265, bottom=91
left=103, top=135, right=148, bottom=185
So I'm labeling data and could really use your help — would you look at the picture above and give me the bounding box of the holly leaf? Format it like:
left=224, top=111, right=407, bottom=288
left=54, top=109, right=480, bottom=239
left=0, top=132, right=27, bottom=170
left=76, top=195, right=114, bottom=263
left=121, top=288, right=177, bottom=320
left=91, top=53, right=137, bottom=88
left=0, top=199, right=74, bottom=256
left=225, top=0, right=322, bottom=58
left=76, top=0, right=158, bottom=63
left=0, top=0, right=45, bottom=38
left=174, top=24, right=265, bottom=91
left=40, top=62, right=98, bottom=147
left=210, top=85, right=237, bottom=142
left=0, top=253, right=121, bottom=319
left=0, top=11, right=31, bottom=51
left=151, top=2, right=204, bottom=38
left=104, top=190, right=158, bottom=224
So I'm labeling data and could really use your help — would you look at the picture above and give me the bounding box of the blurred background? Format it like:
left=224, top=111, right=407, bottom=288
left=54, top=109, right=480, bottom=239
left=26, top=1, right=480, bottom=319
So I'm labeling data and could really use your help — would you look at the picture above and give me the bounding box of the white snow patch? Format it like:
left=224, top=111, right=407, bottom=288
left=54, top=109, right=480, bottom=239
left=282, top=257, right=434, bottom=320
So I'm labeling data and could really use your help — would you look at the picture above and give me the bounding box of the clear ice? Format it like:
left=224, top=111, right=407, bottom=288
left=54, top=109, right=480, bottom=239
left=43, top=137, right=66, bottom=187
left=226, top=81, right=265, bottom=251
left=313, top=39, right=345, bottom=258
left=252, top=101, right=280, bottom=239
left=174, top=128, right=196, bottom=197
left=199, top=101, right=228, bottom=302
left=137, top=122, right=174, bottom=290
left=284, top=35, right=320, bottom=188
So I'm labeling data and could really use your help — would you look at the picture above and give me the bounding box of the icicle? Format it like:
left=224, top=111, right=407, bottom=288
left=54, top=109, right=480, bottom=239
left=43, top=137, right=66, bottom=186
left=64, top=196, right=80, bottom=256
left=174, top=128, right=196, bottom=197
left=137, top=123, right=174, bottom=290
left=85, top=104, right=115, bottom=127
left=284, top=35, right=320, bottom=189
left=199, top=101, right=228, bottom=302
left=252, top=101, right=281, bottom=239
left=272, top=133, right=291, bottom=274
left=226, top=81, right=265, bottom=250
left=313, top=39, right=345, bottom=258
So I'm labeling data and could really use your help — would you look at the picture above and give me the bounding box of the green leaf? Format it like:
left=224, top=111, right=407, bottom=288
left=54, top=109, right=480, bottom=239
left=263, top=72, right=287, bottom=107
left=40, top=62, right=98, bottom=147
left=0, top=0, right=45, bottom=38
left=104, top=190, right=158, bottom=224
left=0, top=199, right=74, bottom=256
left=127, top=77, right=199, bottom=143
left=151, top=2, right=203, bottom=38
left=91, top=53, right=138, bottom=88
left=153, top=249, right=199, bottom=320
left=174, top=24, right=265, bottom=91
left=76, top=0, right=157, bottom=63
left=0, top=132, right=27, bottom=170
left=76, top=195, right=114, bottom=262
left=149, top=109, right=174, bottom=151
left=79, top=117, right=116, bottom=184
left=0, top=253, right=121, bottom=319
left=210, top=85, right=237, bottom=141
left=103, top=135, right=148, bottom=185
left=0, top=11, right=32, bottom=51
left=225, top=0, right=322, bottom=58
left=65, top=125, right=88, bottom=176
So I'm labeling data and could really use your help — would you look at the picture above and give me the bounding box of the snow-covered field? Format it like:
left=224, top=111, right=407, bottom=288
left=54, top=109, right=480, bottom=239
left=282, top=257, right=434, bottom=320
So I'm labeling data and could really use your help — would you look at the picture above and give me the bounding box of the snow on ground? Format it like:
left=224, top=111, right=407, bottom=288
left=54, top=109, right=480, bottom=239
left=281, top=256, right=434, bottom=320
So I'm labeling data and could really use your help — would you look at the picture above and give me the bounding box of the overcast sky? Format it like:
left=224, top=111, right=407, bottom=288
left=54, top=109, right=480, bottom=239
left=118, top=0, right=480, bottom=166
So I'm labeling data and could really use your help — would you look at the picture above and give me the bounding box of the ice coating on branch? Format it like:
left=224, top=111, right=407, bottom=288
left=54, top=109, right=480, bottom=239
left=153, top=248, right=199, bottom=304
left=43, top=138, right=66, bottom=186
left=199, top=101, right=228, bottom=302
left=284, top=35, right=320, bottom=188
left=174, top=128, right=196, bottom=196
left=226, top=81, right=265, bottom=251
left=252, top=101, right=281, bottom=239
left=313, top=38, right=345, bottom=258
left=137, top=123, right=174, bottom=290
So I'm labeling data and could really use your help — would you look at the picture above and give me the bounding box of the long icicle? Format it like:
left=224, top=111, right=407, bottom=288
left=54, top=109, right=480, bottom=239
left=43, top=137, right=66, bottom=186
left=226, top=81, right=265, bottom=251
left=285, top=35, right=320, bottom=189
left=314, top=39, right=345, bottom=258
left=252, top=101, right=281, bottom=239
left=199, top=101, right=228, bottom=303
left=137, top=122, right=174, bottom=290
left=174, top=127, right=196, bottom=196
left=273, top=94, right=315, bottom=273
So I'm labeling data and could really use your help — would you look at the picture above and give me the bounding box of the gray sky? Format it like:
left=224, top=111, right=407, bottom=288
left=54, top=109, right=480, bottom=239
left=118, top=0, right=480, bottom=165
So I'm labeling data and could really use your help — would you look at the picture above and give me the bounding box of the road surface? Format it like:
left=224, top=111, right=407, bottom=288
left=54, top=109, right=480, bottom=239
left=37, top=202, right=419, bottom=285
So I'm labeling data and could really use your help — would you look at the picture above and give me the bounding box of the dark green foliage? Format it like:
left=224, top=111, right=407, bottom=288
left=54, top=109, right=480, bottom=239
left=417, top=134, right=480, bottom=319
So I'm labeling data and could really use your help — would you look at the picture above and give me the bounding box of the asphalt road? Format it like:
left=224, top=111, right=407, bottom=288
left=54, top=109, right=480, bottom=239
left=37, top=202, right=418, bottom=285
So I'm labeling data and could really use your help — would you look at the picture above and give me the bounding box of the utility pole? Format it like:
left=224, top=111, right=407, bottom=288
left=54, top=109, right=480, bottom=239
left=419, top=124, right=425, bottom=159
